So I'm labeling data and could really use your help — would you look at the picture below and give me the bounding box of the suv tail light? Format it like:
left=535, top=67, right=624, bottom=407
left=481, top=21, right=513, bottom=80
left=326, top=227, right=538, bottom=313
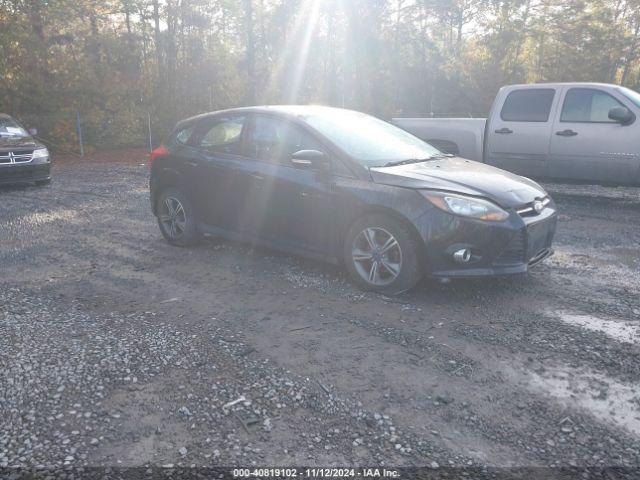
left=149, top=145, right=169, bottom=170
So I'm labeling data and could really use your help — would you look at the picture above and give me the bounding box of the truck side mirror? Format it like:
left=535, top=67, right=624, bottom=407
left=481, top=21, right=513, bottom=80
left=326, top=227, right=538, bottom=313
left=608, top=107, right=634, bottom=126
left=28, top=128, right=38, bottom=136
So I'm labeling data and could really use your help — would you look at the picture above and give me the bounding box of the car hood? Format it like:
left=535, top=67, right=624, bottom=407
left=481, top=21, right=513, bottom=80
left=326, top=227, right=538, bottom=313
left=0, top=136, right=39, bottom=151
left=369, top=157, right=547, bottom=207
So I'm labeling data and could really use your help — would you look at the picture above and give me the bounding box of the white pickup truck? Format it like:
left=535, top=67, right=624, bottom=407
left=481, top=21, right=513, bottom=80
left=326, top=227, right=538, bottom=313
left=393, top=83, right=640, bottom=185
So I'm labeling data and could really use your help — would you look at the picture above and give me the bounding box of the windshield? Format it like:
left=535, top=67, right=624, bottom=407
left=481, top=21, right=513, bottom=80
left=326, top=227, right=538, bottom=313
left=303, top=110, right=442, bottom=167
left=618, top=86, right=640, bottom=109
left=0, top=116, right=29, bottom=138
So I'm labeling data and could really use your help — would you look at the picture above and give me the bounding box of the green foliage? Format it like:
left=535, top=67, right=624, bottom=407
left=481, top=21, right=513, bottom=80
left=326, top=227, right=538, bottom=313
left=1, top=0, right=639, bottom=150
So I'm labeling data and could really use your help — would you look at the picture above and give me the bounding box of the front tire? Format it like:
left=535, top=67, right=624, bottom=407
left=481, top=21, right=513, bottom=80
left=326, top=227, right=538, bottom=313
left=343, top=213, right=423, bottom=295
left=156, top=187, right=199, bottom=247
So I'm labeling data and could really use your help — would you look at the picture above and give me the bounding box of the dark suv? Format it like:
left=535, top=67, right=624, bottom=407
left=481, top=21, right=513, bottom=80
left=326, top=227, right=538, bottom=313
left=150, top=106, right=556, bottom=294
left=0, top=114, right=51, bottom=186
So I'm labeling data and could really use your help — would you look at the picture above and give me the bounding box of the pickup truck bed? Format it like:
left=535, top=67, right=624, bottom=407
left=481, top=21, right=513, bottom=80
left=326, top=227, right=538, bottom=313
left=392, top=118, right=486, bottom=162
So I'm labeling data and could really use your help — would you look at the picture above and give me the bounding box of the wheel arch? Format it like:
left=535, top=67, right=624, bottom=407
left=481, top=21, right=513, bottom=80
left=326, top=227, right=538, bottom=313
left=151, top=166, right=187, bottom=216
left=338, top=205, right=427, bottom=266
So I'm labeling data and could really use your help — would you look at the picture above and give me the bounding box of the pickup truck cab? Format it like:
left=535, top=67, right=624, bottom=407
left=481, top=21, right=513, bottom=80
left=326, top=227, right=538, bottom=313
left=393, top=83, right=640, bottom=185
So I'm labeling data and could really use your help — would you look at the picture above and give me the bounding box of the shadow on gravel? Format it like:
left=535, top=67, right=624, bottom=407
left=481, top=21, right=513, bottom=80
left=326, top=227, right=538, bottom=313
left=199, top=233, right=535, bottom=305
left=0, top=183, right=34, bottom=193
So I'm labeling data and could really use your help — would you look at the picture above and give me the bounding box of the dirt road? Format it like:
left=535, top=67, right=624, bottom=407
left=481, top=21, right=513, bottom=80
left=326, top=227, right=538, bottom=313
left=1, top=153, right=639, bottom=475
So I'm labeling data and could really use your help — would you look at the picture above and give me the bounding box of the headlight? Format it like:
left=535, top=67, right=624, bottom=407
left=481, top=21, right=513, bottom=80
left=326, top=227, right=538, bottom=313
left=421, top=191, right=509, bottom=221
left=32, top=147, right=49, bottom=159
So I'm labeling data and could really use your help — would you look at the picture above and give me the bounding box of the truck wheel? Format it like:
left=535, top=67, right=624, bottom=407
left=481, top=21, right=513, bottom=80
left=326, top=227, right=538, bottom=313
left=343, top=213, right=423, bottom=295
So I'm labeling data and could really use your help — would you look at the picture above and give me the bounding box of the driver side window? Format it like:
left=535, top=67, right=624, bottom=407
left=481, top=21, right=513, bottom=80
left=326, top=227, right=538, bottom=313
left=198, top=116, right=246, bottom=154
left=561, top=88, right=626, bottom=123
left=247, top=115, right=323, bottom=165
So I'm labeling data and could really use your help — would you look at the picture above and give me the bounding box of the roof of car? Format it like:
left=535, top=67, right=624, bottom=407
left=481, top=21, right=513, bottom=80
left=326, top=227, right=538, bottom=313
left=252, top=105, right=353, bottom=115
left=217, top=105, right=353, bottom=115
left=176, top=105, right=360, bottom=129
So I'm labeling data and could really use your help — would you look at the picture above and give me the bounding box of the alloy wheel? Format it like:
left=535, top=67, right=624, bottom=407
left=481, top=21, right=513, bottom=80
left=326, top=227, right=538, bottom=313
left=159, top=197, right=187, bottom=240
left=352, top=227, right=403, bottom=286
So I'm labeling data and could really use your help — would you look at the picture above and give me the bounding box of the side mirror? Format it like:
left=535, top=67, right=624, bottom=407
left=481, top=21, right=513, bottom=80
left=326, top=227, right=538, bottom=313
left=608, top=107, right=634, bottom=125
left=28, top=128, right=38, bottom=136
left=290, top=150, right=328, bottom=169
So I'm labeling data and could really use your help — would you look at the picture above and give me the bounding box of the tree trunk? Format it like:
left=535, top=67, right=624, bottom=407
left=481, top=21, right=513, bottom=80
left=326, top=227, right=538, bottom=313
left=509, top=0, right=531, bottom=80
left=394, top=0, right=404, bottom=105
left=244, top=0, right=256, bottom=104
left=455, top=1, right=465, bottom=58
left=88, top=15, right=102, bottom=75
left=621, top=22, right=640, bottom=85
left=124, top=0, right=133, bottom=49
left=166, top=0, right=178, bottom=105
left=326, top=6, right=338, bottom=105
left=26, top=0, right=49, bottom=85
left=152, top=0, right=163, bottom=76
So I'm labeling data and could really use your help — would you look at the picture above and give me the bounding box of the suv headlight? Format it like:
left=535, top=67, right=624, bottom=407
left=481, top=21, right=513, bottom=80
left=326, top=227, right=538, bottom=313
left=32, top=147, right=49, bottom=159
left=421, top=191, right=509, bottom=221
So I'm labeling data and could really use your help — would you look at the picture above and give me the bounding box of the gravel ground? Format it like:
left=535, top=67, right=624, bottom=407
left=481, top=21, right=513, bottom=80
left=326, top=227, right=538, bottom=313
left=1, top=153, right=639, bottom=476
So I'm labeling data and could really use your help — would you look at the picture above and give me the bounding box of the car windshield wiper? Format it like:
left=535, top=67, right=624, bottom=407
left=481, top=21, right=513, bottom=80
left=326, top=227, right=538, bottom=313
left=381, top=153, right=456, bottom=168
left=382, top=157, right=436, bottom=168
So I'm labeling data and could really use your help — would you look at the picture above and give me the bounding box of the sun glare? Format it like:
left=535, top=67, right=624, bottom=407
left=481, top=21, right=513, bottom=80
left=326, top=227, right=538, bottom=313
left=285, top=0, right=323, bottom=104
left=264, top=0, right=324, bottom=105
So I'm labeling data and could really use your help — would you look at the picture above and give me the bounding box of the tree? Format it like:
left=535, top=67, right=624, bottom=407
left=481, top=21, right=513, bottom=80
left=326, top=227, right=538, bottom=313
left=1, top=0, right=639, bottom=150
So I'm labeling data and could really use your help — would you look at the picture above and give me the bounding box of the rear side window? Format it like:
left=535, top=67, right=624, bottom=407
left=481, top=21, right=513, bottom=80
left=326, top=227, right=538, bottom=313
left=561, top=88, right=626, bottom=123
left=500, top=89, right=556, bottom=122
left=197, top=116, right=246, bottom=154
left=175, top=124, right=195, bottom=145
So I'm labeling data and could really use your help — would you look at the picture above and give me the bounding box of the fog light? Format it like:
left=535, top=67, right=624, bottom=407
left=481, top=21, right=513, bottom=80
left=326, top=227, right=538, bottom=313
left=453, top=248, right=472, bottom=264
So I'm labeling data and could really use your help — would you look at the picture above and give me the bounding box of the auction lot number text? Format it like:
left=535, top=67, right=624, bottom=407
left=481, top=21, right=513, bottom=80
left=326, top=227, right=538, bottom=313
left=233, top=468, right=400, bottom=478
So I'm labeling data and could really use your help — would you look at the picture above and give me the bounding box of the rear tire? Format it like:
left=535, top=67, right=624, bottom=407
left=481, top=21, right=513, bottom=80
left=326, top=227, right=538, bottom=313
left=156, top=187, right=199, bottom=247
left=343, top=213, right=423, bottom=295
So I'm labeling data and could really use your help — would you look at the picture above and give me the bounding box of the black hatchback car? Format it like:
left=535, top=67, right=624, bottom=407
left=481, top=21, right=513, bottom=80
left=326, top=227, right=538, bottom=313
left=0, top=114, right=51, bottom=186
left=150, top=106, right=557, bottom=294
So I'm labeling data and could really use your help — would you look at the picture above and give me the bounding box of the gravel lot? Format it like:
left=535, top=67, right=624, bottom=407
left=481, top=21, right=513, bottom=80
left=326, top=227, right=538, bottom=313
left=1, top=151, right=639, bottom=475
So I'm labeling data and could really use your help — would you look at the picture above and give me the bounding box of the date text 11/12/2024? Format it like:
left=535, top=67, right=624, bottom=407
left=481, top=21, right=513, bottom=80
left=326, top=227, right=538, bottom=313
left=233, top=468, right=401, bottom=478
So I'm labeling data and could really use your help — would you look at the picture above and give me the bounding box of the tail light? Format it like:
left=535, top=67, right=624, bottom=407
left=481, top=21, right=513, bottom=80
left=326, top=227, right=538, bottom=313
left=149, top=145, right=169, bottom=170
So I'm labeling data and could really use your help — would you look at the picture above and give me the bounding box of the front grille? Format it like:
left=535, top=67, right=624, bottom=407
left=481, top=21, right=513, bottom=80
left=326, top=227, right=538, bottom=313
left=494, top=230, right=526, bottom=266
left=495, top=217, right=556, bottom=267
left=527, top=219, right=555, bottom=259
left=0, top=150, right=34, bottom=164
left=517, top=197, right=551, bottom=218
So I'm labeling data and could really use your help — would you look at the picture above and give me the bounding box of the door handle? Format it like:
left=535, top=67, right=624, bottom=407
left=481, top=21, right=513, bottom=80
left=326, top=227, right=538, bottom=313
left=186, top=160, right=199, bottom=167
left=249, top=173, right=264, bottom=181
left=556, top=129, right=578, bottom=137
left=300, top=191, right=327, bottom=200
left=495, top=128, right=513, bottom=134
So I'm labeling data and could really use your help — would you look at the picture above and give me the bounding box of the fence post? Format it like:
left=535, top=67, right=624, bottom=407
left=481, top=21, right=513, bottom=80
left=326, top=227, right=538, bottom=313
left=76, top=111, right=84, bottom=157
left=147, top=112, right=153, bottom=152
